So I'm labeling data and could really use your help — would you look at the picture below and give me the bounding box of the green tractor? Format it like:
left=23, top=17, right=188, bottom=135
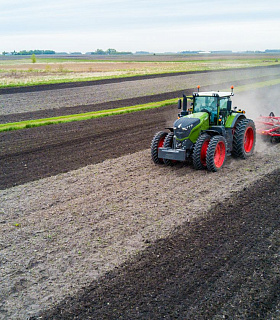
left=151, top=86, right=256, bottom=172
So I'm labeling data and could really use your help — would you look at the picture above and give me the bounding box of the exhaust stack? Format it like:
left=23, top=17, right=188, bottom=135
left=181, top=94, right=188, bottom=116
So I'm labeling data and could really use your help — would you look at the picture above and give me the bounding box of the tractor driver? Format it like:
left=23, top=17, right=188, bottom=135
left=205, top=97, right=218, bottom=123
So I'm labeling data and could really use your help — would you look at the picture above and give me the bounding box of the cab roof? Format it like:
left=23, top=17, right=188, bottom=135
left=193, top=91, right=234, bottom=98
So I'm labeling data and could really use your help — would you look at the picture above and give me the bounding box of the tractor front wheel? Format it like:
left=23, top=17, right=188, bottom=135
left=206, top=136, right=227, bottom=172
left=193, top=133, right=211, bottom=170
left=151, top=131, right=167, bottom=164
left=232, top=119, right=256, bottom=158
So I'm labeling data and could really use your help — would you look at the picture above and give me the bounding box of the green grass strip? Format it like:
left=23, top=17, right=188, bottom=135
left=0, top=98, right=178, bottom=132
left=1, top=78, right=280, bottom=133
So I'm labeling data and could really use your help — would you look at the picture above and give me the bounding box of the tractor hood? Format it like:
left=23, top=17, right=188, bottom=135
left=173, top=117, right=200, bottom=140
left=173, top=112, right=209, bottom=141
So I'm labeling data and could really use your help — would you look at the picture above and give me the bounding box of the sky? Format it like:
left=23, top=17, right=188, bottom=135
left=1, top=0, right=280, bottom=53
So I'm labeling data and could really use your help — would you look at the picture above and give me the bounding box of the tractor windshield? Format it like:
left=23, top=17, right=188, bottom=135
left=193, top=96, right=218, bottom=113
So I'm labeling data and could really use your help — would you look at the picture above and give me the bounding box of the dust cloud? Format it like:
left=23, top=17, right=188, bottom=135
left=233, top=85, right=280, bottom=120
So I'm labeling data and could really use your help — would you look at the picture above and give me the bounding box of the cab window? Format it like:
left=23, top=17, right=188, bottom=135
left=193, top=96, right=218, bottom=113
left=219, top=98, right=228, bottom=111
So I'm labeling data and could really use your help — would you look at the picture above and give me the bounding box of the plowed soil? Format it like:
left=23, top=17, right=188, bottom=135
left=0, top=68, right=280, bottom=319
left=1, top=145, right=279, bottom=319
left=1, top=83, right=280, bottom=190
left=1, top=66, right=280, bottom=118
left=36, top=169, right=280, bottom=320
left=0, top=105, right=178, bottom=189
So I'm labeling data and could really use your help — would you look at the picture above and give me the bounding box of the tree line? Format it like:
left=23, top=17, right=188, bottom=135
left=88, top=48, right=132, bottom=55
left=2, top=50, right=55, bottom=55
left=1, top=49, right=132, bottom=55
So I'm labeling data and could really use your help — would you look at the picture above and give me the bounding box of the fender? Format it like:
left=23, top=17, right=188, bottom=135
left=165, top=127, right=174, bottom=132
left=225, top=113, right=246, bottom=128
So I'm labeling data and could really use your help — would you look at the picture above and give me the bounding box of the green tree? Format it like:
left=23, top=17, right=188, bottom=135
left=31, top=53, right=36, bottom=63
left=95, top=49, right=105, bottom=54
left=106, top=48, right=117, bottom=55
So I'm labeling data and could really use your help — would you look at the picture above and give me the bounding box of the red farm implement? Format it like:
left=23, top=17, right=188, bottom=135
left=255, top=112, right=280, bottom=143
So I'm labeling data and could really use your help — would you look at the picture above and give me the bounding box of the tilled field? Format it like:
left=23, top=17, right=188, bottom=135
left=37, top=168, right=280, bottom=320
left=0, top=68, right=280, bottom=319
left=1, top=145, right=280, bottom=319
left=0, top=105, right=179, bottom=189
left=1, top=66, right=280, bottom=117
left=1, top=84, right=279, bottom=190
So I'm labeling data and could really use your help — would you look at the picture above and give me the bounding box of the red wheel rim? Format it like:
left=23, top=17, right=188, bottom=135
left=244, top=127, right=254, bottom=153
left=158, top=137, right=165, bottom=149
left=200, top=140, right=210, bottom=166
left=214, top=141, right=226, bottom=168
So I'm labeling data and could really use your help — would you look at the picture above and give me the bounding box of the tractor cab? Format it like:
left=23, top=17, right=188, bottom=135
left=192, top=89, right=234, bottom=126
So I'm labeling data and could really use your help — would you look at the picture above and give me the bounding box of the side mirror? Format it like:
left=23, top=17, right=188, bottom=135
left=178, top=99, right=182, bottom=109
left=227, top=100, right=232, bottom=111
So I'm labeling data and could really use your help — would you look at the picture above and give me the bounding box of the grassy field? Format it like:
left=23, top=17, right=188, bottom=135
left=0, top=56, right=279, bottom=88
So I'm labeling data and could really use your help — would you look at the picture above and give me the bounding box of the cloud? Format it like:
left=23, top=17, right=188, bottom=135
left=1, top=0, right=280, bottom=51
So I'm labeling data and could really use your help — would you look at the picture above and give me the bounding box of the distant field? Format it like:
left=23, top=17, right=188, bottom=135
left=0, top=54, right=279, bottom=88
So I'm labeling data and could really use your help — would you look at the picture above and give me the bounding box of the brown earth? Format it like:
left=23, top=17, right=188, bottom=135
left=0, top=105, right=178, bottom=190
left=1, top=144, right=279, bottom=319
left=0, top=65, right=279, bottom=97
left=1, top=83, right=280, bottom=190
left=1, top=72, right=280, bottom=125
left=35, top=169, right=280, bottom=320
left=1, top=66, right=280, bottom=118
left=0, top=69, right=280, bottom=319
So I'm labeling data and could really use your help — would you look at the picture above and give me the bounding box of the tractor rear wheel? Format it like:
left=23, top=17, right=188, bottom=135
left=206, top=136, right=227, bottom=172
left=151, top=131, right=167, bottom=164
left=163, top=132, right=176, bottom=166
left=193, top=133, right=211, bottom=170
left=232, top=119, right=256, bottom=158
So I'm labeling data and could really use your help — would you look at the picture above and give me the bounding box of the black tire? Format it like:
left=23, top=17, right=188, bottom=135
left=206, top=136, right=227, bottom=172
left=192, top=133, right=211, bottom=170
left=151, top=131, right=167, bottom=164
left=270, top=136, right=280, bottom=144
left=163, top=132, right=176, bottom=166
left=232, top=119, right=256, bottom=159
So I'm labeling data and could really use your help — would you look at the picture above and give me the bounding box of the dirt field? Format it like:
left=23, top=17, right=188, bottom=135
left=0, top=105, right=179, bottom=189
left=1, top=66, right=280, bottom=117
left=1, top=83, right=279, bottom=190
left=36, top=168, right=280, bottom=320
left=1, top=143, right=279, bottom=319
left=0, top=68, right=280, bottom=319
